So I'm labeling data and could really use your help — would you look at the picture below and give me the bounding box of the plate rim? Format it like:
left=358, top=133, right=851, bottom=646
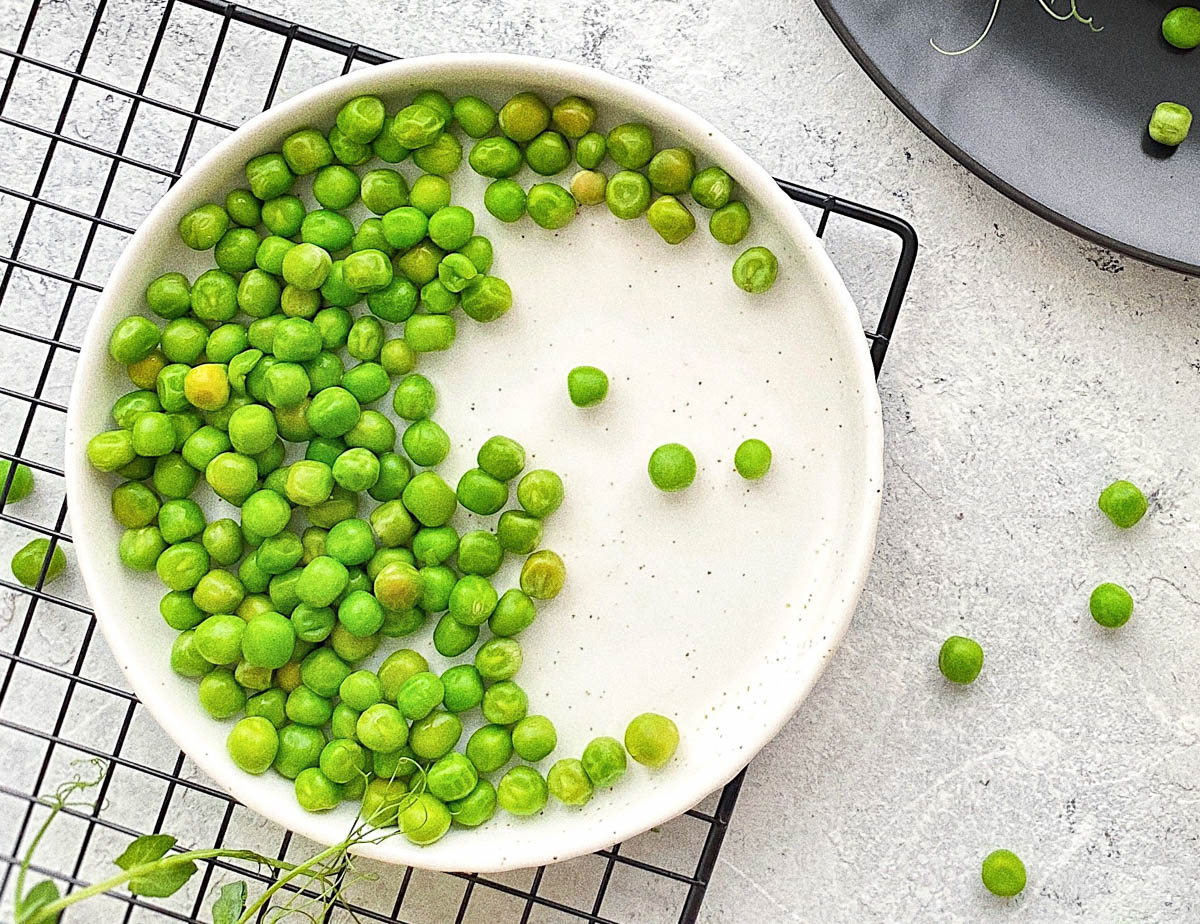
left=814, top=0, right=1199, bottom=277
left=63, top=51, right=884, bottom=872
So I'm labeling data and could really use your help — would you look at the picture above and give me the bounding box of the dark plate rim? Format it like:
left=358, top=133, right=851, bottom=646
left=813, top=0, right=1199, bottom=277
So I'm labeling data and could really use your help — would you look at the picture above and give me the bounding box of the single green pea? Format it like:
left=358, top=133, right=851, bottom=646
left=526, top=131, right=572, bottom=176
left=178, top=203, right=228, bottom=250
left=496, top=511, right=543, bottom=556
left=624, top=712, right=679, bottom=768
left=607, top=122, right=654, bottom=168
left=328, top=124, right=371, bottom=166
left=347, top=410, right=398, bottom=455
left=111, top=388, right=162, bottom=428
left=432, top=611, right=479, bottom=657
left=271, top=723, right=325, bottom=779
left=412, top=525, right=459, bottom=566
left=377, top=648, right=428, bottom=702
left=256, top=531, right=303, bottom=574
left=373, top=559, right=424, bottom=611
left=512, top=714, right=557, bottom=762
left=296, top=555, right=349, bottom=608
left=291, top=601, right=335, bottom=643
left=1090, top=583, right=1133, bottom=628
left=437, top=252, right=478, bottom=293
left=1150, top=101, right=1192, bottom=146
left=460, top=275, right=513, bottom=323
left=981, top=849, right=1026, bottom=897
left=449, top=574, right=499, bottom=626
left=576, top=131, right=606, bottom=169
left=170, top=629, right=212, bottom=678
left=570, top=169, right=607, bottom=205
left=448, top=779, right=497, bottom=827
left=300, top=209, right=354, bottom=252
left=520, top=550, right=566, bottom=600
left=357, top=167, right=409, bottom=215
left=240, top=488, right=291, bottom=539
left=155, top=541, right=209, bottom=591
left=418, top=564, right=456, bottom=613
left=241, top=610, right=295, bottom=669
left=119, top=525, right=166, bottom=571
left=647, top=148, right=696, bottom=195
left=11, top=538, right=66, bottom=588
left=456, top=469, right=509, bottom=517
left=412, top=132, right=463, bottom=176
left=205, top=323, right=250, bottom=365
left=391, top=103, right=445, bottom=149
left=492, top=585, right=540, bottom=638
left=131, top=412, right=176, bottom=457
left=458, top=530, right=505, bottom=578
left=214, top=227, right=260, bottom=274
left=381, top=206, right=429, bottom=250
left=193, top=611, right=246, bottom=665
left=158, top=498, right=205, bottom=543
left=526, top=183, right=576, bottom=230
left=336, top=94, right=386, bottom=144
left=318, top=737, right=365, bottom=785
left=426, top=752, right=478, bottom=803
left=396, top=670, right=444, bottom=721
left=516, top=469, right=564, bottom=517
left=224, top=187, right=260, bottom=227
left=399, top=791, right=452, bottom=845
left=306, top=387, right=361, bottom=439
left=396, top=241, right=445, bottom=288
left=440, top=664, right=484, bottom=713
left=246, top=152, right=295, bottom=200
left=647, top=195, right=696, bottom=244
left=1098, top=479, right=1147, bottom=528
left=734, top=438, right=772, bottom=479
left=310, top=164, right=359, bottom=210
left=202, top=518, right=243, bottom=567
left=193, top=569, right=246, bottom=614
left=260, top=194, right=305, bottom=238
left=606, top=170, right=652, bottom=220
left=551, top=95, right=596, bottom=138
left=1163, top=6, right=1200, bottom=47
left=476, top=436, right=525, bottom=482
left=481, top=679, right=528, bottom=726
left=372, top=113, right=411, bottom=164
left=497, top=765, right=548, bottom=816
left=648, top=442, right=696, bottom=492
left=245, top=688, right=287, bottom=729
left=548, top=758, right=593, bottom=807
left=466, top=724, right=513, bottom=775
left=401, top=419, right=450, bottom=468
left=112, top=481, right=159, bottom=528
left=146, top=272, right=192, bottom=319
left=405, top=314, right=457, bottom=353
left=498, top=91, right=550, bottom=143
left=453, top=95, right=497, bottom=137
left=352, top=218, right=396, bottom=258
left=338, top=669, right=382, bottom=712
left=567, top=365, right=609, bottom=407
left=710, top=201, right=751, bottom=245
left=938, top=635, right=984, bottom=683
left=227, top=716, right=279, bottom=775
left=408, top=709, right=462, bottom=761
left=198, top=668, right=245, bottom=719
left=281, top=128, right=334, bottom=175
left=691, top=165, right=734, bottom=209
left=581, top=735, right=627, bottom=787
left=426, top=205, right=475, bottom=251
left=294, top=766, right=343, bottom=812
left=109, top=316, right=161, bottom=365
left=409, top=174, right=452, bottom=216
left=485, top=178, right=527, bottom=222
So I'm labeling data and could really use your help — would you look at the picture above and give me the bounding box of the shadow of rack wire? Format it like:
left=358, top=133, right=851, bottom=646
left=0, top=0, right=916, bottom=921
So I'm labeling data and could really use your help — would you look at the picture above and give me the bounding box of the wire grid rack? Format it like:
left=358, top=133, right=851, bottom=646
left=0, top=0, right=916, bottom=921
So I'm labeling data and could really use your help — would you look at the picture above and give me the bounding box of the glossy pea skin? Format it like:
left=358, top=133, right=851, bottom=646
left=548, top=758, right=594, bottom=806
left=426, top=751, right=479, bottom=802
left=281, top=128, right=333, bottom=175
left=402, top=471, right=458, bottom=527
left=109, top=316, right=161, bottom=365
left=409, top=174, right=452, bottom=217
left=475, top=636, right=523, bottom=681
left=624, top=712, right=679, bottom=768
left=570, top=169, right=607, bottom=205
left=198, top=668, right=245, bottom=719
left=734, top=438, right=772, bottom=479
left=581, top=735, right=627, bottom=787
left=498, top=91, right=550, bottom=143
left=512, top=714, right=557, bottom=762
left=412, top=525, right=458, bottom=566
left=441, top=663, right=484, bottom=713
left=647, top=148, right=696, bottom=195
left=567, top=365, right=608, bottom=407
left=391, top=103, right=445, bottom=149
left=647, top=443, right=696, bottom=492
left=710, top=201, right=751, bottom=245
left=576, top=131, right=606, bottom=169
left=433, top=611, right=479, bottom=657
left=981, top=849, right=1026, bottom=897
left=456, top=469, right=508, bottom=516
left=691, top=165, right=734, bottom=209
left=399, top=792, right=452, bottom=845
left=477, top=435, right=525, bottom=481
left=1149, top=101, right=1192, bottom=146
left=516, top=469, right=563, bottom=517
left=607, top=122, right=654, bottom=169
left=460, top=275, right=513, bottom=323
left=520, top=550, right=566, bottom=600
left=113, top=481, right=159, bottom=528
left=146, top=273, right=192, bottom=319
left=408, top=709, right=462, bottom=760
left=1163, top=6, right=1200, bottom=48
left=397, top=670, right=444, bottom=721
left=466, top=723, right=513, bottom=774
left=526, top=183, right=576, bottom=230
left=489, top=588, right=537, bottom=637
left=337, top=95, right=386, bottom=143
left=481, top=680, right=528, bottom=726
left=1089, top=583, right=1133, bottom=628
left=551, top=95, right=596, bottom=138
left=11, top=538, right=66, bottom=588
left=485, top=179, right=527, bottom=223
left=606, top=170, right=652, bottom=220
left=647, top=195, right=696, bottom=245
left=497, top=765, right=548, bottom=816
left=453, top=95, right=497, bottom=137
left=178, top=204, right=228, bottom=250
left=412, top=132, right=463, bottom=176
left=294, top=766, right=343, bottom=812
left=227, top=716, right=279, bottom=774
left=1097, top=479, right=1147, bottom=528
left=526, top=131, right=572, bottom=176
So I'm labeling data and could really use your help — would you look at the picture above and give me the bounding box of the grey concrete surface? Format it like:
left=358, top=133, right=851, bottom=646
left=1, top=0, right=1199, bottom=921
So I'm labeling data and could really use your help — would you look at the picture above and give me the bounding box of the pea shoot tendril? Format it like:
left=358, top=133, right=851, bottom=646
left=931, top=0, right=1101, bottom=57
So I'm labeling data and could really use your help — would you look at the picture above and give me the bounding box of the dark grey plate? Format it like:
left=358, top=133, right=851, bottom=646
left=816, top=0, right=1200, bottom=274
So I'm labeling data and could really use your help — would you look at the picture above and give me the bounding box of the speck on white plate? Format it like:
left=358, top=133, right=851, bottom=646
left=63, top=54, right=883, bottom=873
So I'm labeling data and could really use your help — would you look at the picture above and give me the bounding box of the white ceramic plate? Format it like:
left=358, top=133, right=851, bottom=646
left=64, top=54, right=883, bottom=873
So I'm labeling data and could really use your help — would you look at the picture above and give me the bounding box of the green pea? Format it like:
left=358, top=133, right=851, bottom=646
left=11, top=538, right=66, bottom=588
left=412, top=132, right=462, bottom=176
left=326, top=516, right=375, bottom=567
left=456, top=469, right=509, bottom=517
left=520, top=550, right=566, bottom=601
left=938, top=635, right=984, bottom=683
left=158, top=498, right=205, bottom=543
left=458, top=235, right=493, bottom=273
left=710, top=201, right=751, bottom=245
left=132, top=412, right=176, bottom=457
left=399, top=791, right=451, bottom=845
left=198, top=668, right=245, bottom=719
left=432, top=611, right=479, bottom=657
left=300, top=646, right=351, bottom=697
left=647, top=148, right=696, bottom=195
left=112, top=481, right=159, bottom=528
left=606, top=170, right=652, bottom=220
left=405, top=315, right=456, bottom=353
left=548, top=758, right=593, bottom=807
left=437, top=253, right=477, bottom=293
left=328, top=124, right=371, bottom=166
left=452, top=95, right=497, bottom=137
left=1090, top=583, right=1133, bottom=628
left=448, top=779, right=497, bottom=827
left=109, top=316, right=161, bottom=365
left=481, top=679, right=527, bottom=726
left=1097, top=479, right=1147, bottom=528
left=1150, top=101, right=1192, bottom=146
left=294, top=766, right=343, bottom=812
left=475, top=636, right=523, bottom=682
left=319, top=737, right=366, bottom=785
left=260, top=193, right=305, bottom=237
left=426, top=751, right=478, bottom=803
left=570, top=169, right=607, bottom=205
left=526, top=183, right=576, bottom=230
left=607, top=122, right=654, bottom=168
left=346, top=410, right=397, bottom=455
left=178, top=203, right=228, bottom=250
left=512, top=715, right=557, bottom=762
left=516, top=469, right=563, bottom=517
left=306, top=387, right=361, bottom=439
left=447, top=574, right=498, bottom=626
left=497, top=765, right=547, bottom=816
left=381, top=206, right=428, bottom=250
left=581, top=736, right=627, bottom=787
left=170, top=629, right=212, bottom=678
left=241, top=610, right=295, bottom=669
left=282, top=128, right=334, bottom=175
left=691, top=165, right=733, bottom=209
left=412, top=525, right=458, bottom=567
left=460, top=275, right=512, bottom=323
left=119, top=525, right=166, bottom=571
left=496, top=511, right=542, bottom=556
left=647, top=442, right=696, bottom=492
left=372, top=114, right=411, bottom=164
left=498, top=91, right=550, bottom=143
left=575, top=131, right=606, bottom=169
left=396, top=670, right=444, bottom=721
left=377, top=648, right=428, bottom=702
left=391, top=103, right=445, bottom=149
left=146, top=272, right=192, bottom=319
left=732, top=246, right=779, bottom=294
left=551, top=95, right=596, bottom=138
left=981, top=849, right=1026, bottom=897
left=1163, top=6, right=1200, bottom=47
left=526, top=131, right=571, bottom=176
left=408, top=709, right=462, bottom=761
left=484, top=178, right=527, bottom=222
left=355, top=167, right=408, bottom=215
left=226, top=716, right=279, bottom=775
left=418, top=564, right=455, bottom=613
left=567, top=365, right=609, bottom=407
left=246, top=152, right=295, bottom=200
left=624, top=712, right=679, bottom=767
left=111, top=389, right=159, bottom=429
left=270, top=723, right=324, bottom=779
left=492, top=585, right=540, bottom=638
left=337, top=95, right=386, bottom=143
left=409, top=174, right=452, bottom=216
left=296, top=555, right=349, bottom=608
left=213, top=227, right=260, bottom=274
left=734, top=438, right=772, bottom=480
left=466, top=724, right=513, bottom=775
left=647, top=195, right=695, bottom=244
left=440, top=664, right=484, bottom=714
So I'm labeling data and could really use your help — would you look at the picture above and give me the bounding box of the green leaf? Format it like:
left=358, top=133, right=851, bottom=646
left=115, top=834, right=198, bottom=898
left=128, top=859, right=198, bottom=898
left=211, top=880, right=247, bottom=924
left=15, top=880, right=61, bottom=923
left=114, top=834, right=176, bottom=870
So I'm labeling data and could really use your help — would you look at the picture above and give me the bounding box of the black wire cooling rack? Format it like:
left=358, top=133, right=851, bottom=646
left=0, top=1, right=917, bottom=921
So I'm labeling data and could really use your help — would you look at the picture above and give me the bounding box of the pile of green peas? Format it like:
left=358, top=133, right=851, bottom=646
left=88, top=88, right=682, bottom=846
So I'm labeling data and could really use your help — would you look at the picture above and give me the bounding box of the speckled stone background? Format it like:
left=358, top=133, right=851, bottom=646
left=1, top=0, right=1198, bottom=921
